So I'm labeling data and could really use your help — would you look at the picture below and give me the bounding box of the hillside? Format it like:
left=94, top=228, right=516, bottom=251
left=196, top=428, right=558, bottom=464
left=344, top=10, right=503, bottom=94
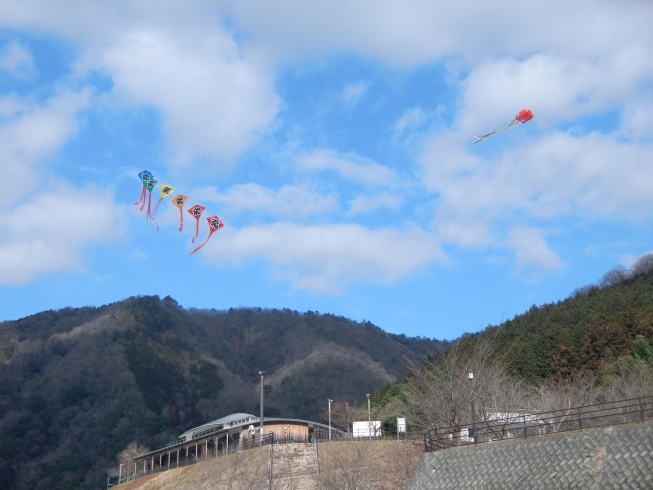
left=113, top=439, right=423, bottom=490
left=0, top=296, right=443, bottom=490
left=3, top=263, right=653, bottom=489
left=481, top=265, right=653, bottom=382
left=369, top=262, right=653, bottom=432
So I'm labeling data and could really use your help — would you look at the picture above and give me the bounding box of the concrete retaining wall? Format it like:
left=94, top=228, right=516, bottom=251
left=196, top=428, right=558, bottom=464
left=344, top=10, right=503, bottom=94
left=408, top=421, right=653, bottom=489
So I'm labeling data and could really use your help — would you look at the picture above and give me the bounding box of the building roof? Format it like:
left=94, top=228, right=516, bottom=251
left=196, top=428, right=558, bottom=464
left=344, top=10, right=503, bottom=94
left=135, top=413, right=343, bottom=460
left=178, top=413, right=257, bottom=440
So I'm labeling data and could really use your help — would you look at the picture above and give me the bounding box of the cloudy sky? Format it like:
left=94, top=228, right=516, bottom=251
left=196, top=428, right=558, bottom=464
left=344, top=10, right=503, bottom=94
left=0, top=1, right=652, bottom=339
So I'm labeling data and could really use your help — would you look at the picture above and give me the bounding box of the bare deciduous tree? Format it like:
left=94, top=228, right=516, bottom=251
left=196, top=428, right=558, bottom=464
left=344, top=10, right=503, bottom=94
left=599, top=265, right=629, bottom=287
left=317, top=441, right=373, bottom=490
left=404, top=335, right=525, bottom=437
left=323, top=398, right=359, bottom=436
left=200, top=447, right=269, bottom=490
left=631, top=253, right=653, bottom=277
left=601, top=362, right=653, bottom=401
left=116, top=441, right=150, bottom=479
left=530, top=372, right=601, bottom=432
left=199, top=445, right=307, bottom=490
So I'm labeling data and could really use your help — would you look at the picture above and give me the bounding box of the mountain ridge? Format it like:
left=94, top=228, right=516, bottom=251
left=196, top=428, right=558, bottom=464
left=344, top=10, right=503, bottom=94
left=0, top=295, right=444, bottom=490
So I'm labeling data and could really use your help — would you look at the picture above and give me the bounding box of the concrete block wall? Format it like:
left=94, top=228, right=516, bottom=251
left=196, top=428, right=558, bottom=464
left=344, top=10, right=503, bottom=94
left=408, top=421, right=653, bottom=489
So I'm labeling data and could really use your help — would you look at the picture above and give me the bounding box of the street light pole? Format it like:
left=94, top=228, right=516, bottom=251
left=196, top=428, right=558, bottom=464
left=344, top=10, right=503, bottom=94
left=259, top=371, right=265, bottom=444
left=366, top=394, right=371, bottom=441
left=328, top=399, right=333, bottom=441
left=118, top=464, right=123, bottom=484
left=468, top=372, right=476, bottom=443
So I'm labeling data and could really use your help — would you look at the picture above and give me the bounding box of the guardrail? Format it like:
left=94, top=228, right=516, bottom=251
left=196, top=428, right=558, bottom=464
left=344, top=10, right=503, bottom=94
left=424, top=395, right=653, bottom=452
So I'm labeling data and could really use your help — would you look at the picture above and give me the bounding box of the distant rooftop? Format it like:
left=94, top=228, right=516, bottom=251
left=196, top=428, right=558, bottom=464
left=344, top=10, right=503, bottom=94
left=178, top=413, right=257, bottom=439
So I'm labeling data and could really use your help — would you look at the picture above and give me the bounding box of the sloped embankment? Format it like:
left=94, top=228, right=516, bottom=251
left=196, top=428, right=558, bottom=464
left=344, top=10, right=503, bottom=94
left=114, top=439, right=423, bottom=490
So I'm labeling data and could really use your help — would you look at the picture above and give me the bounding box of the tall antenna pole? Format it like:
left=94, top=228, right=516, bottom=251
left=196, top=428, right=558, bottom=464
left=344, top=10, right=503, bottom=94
left=259, top=371, right=265, bottom=444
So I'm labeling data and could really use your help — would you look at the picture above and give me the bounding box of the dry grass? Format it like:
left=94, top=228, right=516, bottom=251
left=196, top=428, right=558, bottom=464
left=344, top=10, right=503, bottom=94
left=112, top=440, right=423, bottom=490
left=317, top=440, right=423, bottom=490
left=113, top=447, right=269, bottom=490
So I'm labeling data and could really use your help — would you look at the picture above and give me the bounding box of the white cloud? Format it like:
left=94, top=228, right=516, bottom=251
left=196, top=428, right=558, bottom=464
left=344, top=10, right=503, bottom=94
left=0, top=91, right=125, bottom=285
left=204, top=222, right=445, bottom=292
left=459, top=50, right=653, bottom=132
left=425, top=130, right=653, bottom=226
left=195, top=182, right=338, bottom=217
left=0, top=42, right=36, bottom=80
left=393, top=107, right=426, bottom=138
left=0, top=90, right=90, bottom=208
left=620, top=93, right=653, bottom=142
left=414, top=41, right=653, bottom=270
left=0, top=1, right=280, bottom=166
left=436, top=220, right=492, bottom=248
left=0, top=184, right=124, bottom=285
left=418, top=122, right=653, bottom=274
left=220, top=0, right=653, bottom=65
left=296, top=148, right=400, bottom=187
left=349, top=192, right=401, bottom=215
left=1, top=0, right=652, bottom=284
left=507, top=226, right=563, bottom=272
left=342, top=80, right=370, bottom=107
left=94, top=29, right=279, bottom=165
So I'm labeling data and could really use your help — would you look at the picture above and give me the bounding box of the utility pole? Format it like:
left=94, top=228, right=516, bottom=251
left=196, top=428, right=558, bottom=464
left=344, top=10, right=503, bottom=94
left=328, top=399, right=333, bottom=441
left=366, top=394, right=371, bottom=441
left=259, top=371, right=265, bottom=444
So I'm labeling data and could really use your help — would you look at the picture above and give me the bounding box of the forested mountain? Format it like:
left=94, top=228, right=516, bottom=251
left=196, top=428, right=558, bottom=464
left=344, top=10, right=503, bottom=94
left=369, top=259, right=653, bottom=432
left=2, top=259, right=653, bottom=490
left=0, top=296, right=444, bottom=490
left=478, top=261, right=653, bottom=382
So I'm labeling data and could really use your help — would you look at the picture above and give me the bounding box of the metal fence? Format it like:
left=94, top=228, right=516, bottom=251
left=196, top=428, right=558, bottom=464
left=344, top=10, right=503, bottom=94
left=424, top=395, right=653, bottom=452
left=330, top=429, right=422, bottom=441
left=107, top=434, right=275, bottom=487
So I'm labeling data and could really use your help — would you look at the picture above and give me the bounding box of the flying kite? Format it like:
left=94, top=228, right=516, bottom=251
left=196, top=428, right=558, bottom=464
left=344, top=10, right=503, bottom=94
left=172, top=195, right=188, bottom=231
left=152, top=184, right=175, bottom=231
left=153, top=184, right=175, bottom=217
left=145, top=178, right=158, bottom=220
left=187, top=204, right=206, bottom=243
left=134, top=170, right=153, bottom=210
left=473, top=108, right=533, bottom=144
left=133, top=172, right=224, bottom=254
left=190, top=216, right=224, bottom=254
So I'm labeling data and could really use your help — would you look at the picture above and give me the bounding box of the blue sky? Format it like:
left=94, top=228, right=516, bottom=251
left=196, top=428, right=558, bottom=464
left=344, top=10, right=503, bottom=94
left=1, top=1, right=652, bottom=340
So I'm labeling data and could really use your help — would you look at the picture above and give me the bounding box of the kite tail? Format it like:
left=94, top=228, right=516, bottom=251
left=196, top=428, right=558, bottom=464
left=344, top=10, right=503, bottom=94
left=146, top=193, right=154, bottom=220
left=189, top=234, right=211, bottom=254
left=473, top=118, right=518, bottom=144
left=152, top=197, right=164, bottom=218
left=192, top=220, right=200, bottom=243
left=152, top=197, right=164, bottom=231
left=178, top=210, right=184, bottom=232
left=134, top=187, right=146, bottom=206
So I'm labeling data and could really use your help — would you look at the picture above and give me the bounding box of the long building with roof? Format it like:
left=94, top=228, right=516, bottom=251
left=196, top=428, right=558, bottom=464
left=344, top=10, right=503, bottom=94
left=131, top=412, right=340, bottom=474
